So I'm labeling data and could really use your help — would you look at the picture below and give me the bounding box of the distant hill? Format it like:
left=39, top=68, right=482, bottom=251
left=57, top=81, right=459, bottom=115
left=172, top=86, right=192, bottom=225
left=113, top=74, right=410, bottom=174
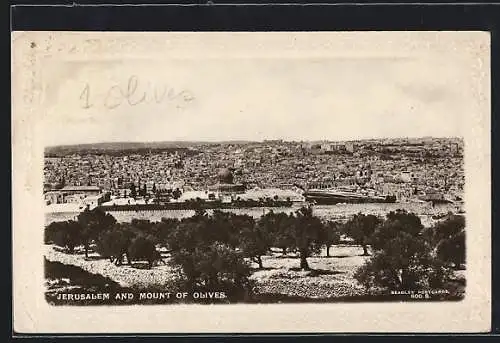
left=45, top=137, right=461, bottom=157
left=44, top=140, right=257, bottom=157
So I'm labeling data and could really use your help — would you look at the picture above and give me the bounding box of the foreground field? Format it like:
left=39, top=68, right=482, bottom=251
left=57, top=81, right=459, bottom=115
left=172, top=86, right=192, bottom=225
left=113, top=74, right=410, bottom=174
left=44, top=244, right=465, bottom=303
left=248, top=247, right=369, bottom=299
left=45, top=245, right=177, bottom=289
left=45, top=244, right=369, bottom=297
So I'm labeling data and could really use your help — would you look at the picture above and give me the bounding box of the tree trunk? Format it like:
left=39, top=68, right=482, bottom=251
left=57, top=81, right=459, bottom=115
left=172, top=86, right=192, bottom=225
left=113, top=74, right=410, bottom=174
left=326, top=245, right=330, bottom=257
left=362, top=244, right=369, bottom=256
left=186, top=279, right=195, bottom=293
left=392, top=269, right=402, bottom=289
left=401, top=268, right=416, bottom=290
left=257, top=255, right=263, bottom=269
left=401, top=269, right=409, bottom=289
left=282, top=247, right=287, bottom=256
left=299, top=250, right=310, bottom=270
left=84, top=242, right=89, bottom=259
left=209, top=274, right=218, bottom=289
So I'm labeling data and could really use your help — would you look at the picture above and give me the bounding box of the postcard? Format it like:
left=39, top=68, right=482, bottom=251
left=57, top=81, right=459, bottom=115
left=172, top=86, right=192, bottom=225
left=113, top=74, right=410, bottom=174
left=12, top=31, right=491, bottom=333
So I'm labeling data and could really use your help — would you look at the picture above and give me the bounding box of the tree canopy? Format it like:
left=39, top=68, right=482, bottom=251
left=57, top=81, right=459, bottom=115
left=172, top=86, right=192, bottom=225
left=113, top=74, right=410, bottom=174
left=344, top=213, right=382, bottom=256
left=77, top=207, right=117, bottom=258
left=354, top=210, right=451, bottom=291
left=45, top=220, right=82, bottom=253
left=432, top=214, right=466, bottom=268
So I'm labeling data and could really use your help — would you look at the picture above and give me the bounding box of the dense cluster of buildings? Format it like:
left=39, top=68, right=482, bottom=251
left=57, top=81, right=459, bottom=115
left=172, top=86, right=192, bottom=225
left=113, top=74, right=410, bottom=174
left=43, top=137, right=464, bottom=208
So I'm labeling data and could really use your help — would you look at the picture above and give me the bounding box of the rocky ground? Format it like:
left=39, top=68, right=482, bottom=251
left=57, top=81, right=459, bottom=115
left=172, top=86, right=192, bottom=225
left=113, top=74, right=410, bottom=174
left=44, top=244, right=371, bottom=299
left=248, top=246, right=370, bottom=299
left=44, top=244, right=465, bottom=302
left=44, top=245, right=179, bottom=289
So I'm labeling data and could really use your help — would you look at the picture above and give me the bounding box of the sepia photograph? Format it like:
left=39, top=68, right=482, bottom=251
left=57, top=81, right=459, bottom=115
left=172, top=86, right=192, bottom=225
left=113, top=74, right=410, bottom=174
left=12, top=31, right=490, bottom=332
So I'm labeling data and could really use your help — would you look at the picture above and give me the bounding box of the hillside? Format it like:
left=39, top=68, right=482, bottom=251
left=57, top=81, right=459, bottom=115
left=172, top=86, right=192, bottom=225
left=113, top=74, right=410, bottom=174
left=44, top=140, right=256, bottom=157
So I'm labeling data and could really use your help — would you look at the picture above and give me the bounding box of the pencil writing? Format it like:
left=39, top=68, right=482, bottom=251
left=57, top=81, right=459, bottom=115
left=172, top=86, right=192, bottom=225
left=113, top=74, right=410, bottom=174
left=79, top=75, right=195, bottom=110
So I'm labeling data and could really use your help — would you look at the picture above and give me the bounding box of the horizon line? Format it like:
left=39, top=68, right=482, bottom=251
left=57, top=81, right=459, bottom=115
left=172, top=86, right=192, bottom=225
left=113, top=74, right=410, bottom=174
left=45, top=135, right=464, bottom=149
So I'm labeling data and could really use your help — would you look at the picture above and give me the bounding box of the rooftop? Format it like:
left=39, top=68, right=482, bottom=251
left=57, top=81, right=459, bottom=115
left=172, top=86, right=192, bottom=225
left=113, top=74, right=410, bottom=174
left=60, top=186, right=101, bottom=191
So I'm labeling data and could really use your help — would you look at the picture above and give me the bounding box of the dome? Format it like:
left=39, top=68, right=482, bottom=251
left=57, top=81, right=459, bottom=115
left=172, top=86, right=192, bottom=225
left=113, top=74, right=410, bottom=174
left=218, top=168, right=234, bottom=184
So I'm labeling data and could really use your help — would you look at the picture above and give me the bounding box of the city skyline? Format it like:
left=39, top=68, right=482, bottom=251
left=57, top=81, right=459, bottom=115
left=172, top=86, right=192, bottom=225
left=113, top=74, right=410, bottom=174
left=45, top=135, right=463, bottom=149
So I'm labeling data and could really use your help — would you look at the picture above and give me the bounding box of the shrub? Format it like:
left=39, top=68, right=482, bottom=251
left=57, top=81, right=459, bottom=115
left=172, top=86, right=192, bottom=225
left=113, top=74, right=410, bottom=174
left=169, top=242, right=253, bottom=301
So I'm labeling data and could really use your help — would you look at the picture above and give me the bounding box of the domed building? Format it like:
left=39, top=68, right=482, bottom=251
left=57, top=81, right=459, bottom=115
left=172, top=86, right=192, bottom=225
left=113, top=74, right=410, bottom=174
left=209, top=168, right=245, bottom=195
left=218, top=168, right=234, bottom=184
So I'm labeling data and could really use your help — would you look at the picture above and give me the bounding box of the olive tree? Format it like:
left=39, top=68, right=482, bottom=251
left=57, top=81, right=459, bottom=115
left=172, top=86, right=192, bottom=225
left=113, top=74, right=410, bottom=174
left=355, top=210, right=451, bottom=291
left=344, top=213, right=382, bottom=256
left=44, top=220, right=82, bottom=253
left=77, top=207, right=117, bottom=259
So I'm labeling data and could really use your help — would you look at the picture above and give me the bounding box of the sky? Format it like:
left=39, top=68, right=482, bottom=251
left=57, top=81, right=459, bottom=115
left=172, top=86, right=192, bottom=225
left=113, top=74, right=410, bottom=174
left=39, top=35, right=477, bottom=147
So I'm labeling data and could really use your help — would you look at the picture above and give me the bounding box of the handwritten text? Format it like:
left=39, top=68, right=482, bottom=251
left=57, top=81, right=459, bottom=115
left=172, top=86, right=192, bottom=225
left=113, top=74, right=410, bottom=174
left=79, top=75, right=195, bottom=110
